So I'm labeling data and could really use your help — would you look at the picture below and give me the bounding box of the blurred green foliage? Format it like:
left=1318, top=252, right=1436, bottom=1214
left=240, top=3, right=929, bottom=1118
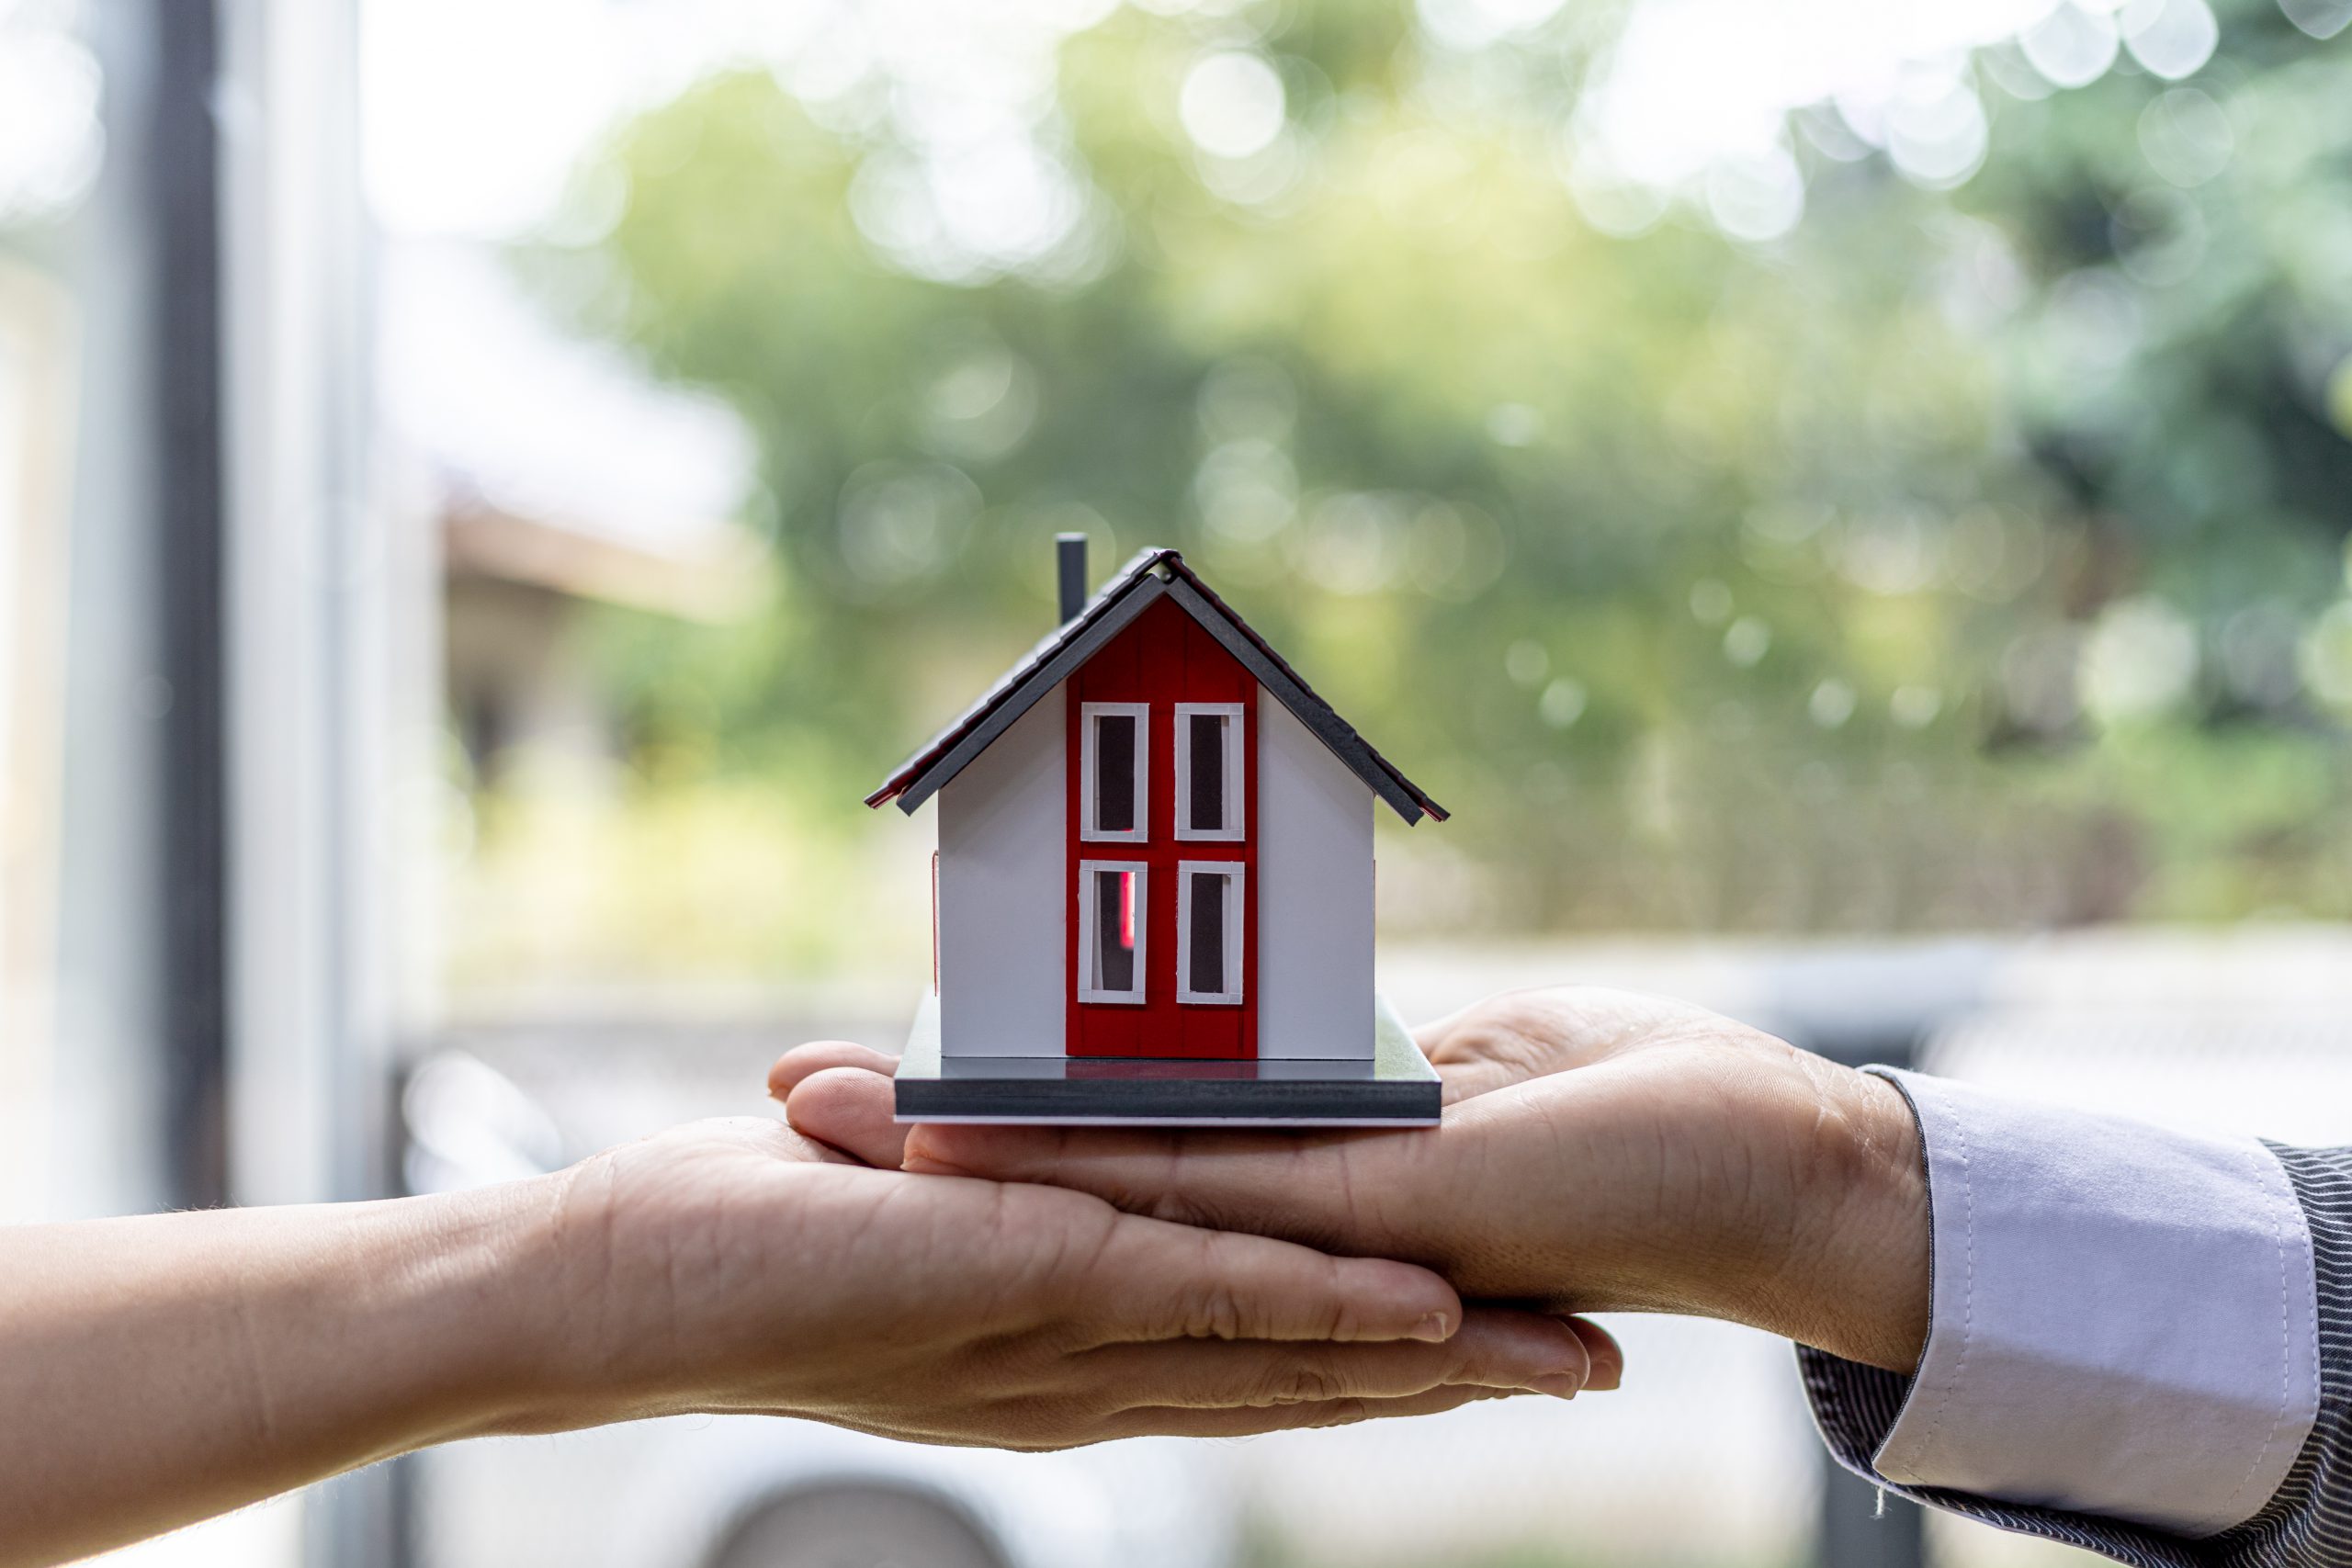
left=523, top=0, right=2352, bottom=942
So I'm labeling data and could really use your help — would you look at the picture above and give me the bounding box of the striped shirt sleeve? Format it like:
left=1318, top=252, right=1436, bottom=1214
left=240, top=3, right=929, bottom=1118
left=1801, top=1142, right=2352, bottom=1568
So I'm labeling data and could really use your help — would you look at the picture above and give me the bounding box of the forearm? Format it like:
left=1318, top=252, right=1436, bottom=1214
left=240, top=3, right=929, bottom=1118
left=0, top=1184, right=562, bottom=1568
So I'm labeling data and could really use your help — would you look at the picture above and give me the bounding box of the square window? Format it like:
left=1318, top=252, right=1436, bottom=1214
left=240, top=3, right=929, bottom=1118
left=1173, top=703, right=1244, bottom=841
left=1081, top=703, right=1148, bottom=842
left=1077, top=861, right=1147, bottom=1003
left=1176, top=861, right=1243, bottom=1006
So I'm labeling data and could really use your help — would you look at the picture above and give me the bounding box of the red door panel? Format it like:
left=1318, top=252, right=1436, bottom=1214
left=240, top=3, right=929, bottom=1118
left=1067, top=597, right=1257, bottom=1060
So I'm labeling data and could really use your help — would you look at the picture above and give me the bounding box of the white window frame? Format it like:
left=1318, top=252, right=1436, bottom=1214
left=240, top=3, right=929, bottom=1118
left=1076, top=859, right=1148, bottom=1004
left=1173, top=703, right=1246, bottom=841
left=1080, top=702, right=1149, bottom=843
left=1175, top=861, right=1245, bottom=1006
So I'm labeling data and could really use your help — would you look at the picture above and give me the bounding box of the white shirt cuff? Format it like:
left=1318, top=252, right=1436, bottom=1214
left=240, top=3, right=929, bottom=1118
left=1869, top=1067, right=2321, bottom=1537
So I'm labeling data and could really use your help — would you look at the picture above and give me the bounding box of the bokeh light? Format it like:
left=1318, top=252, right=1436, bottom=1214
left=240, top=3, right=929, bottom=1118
left=1180, top=51, right=1287, bottom=161
left=0, top=5, right=103, bottom=228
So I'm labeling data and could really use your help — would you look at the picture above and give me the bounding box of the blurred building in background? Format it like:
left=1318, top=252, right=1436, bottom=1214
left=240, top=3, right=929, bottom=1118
left=380, top=237, right=761, bottom=788
left=7, top=0, right=2352, bottom=1564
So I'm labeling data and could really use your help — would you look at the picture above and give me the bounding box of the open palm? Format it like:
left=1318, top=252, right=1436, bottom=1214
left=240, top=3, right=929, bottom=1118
left=773, top=987, right=1926, bottom=1372
left=542, top=1111, right=1611, bottom=1449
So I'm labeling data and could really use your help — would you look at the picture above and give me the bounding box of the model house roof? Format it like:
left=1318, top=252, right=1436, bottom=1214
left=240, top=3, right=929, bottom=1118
left=866, top=548, right=1448, bottom=825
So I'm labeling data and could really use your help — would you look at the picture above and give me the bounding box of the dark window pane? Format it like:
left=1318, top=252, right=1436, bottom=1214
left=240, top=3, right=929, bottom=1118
left=1189, top=714, right=1225, bottom=831
left=1188, top=871, right=1227, bottom=995
left=1095, top=870, right=1135, bottom=992
left=1094, top=714, right=1135, bottom=832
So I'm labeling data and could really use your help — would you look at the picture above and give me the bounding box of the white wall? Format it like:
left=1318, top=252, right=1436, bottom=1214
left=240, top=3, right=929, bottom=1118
left=935, top=686, right=1067, bottom=1056
left=1255, top=690, right=1374, bottom=1059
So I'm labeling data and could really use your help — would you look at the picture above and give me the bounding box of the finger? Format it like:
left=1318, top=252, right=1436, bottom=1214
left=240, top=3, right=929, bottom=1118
left=768, top=1041, right=899, bottom=1102
left=1097, top=1382, right=1523, bottom=1441
left=783, top=1066, right=909, bottom=1169
left=1409, top=998, right=1483, bottom=1057
left=1061, top=1201, right=1461, bottom=1345
left=1566, top=1316, right=1623, bottom=1391
left=1076, top=1305, right=1591, bottom=1410
left=907, top=1120, right=1433, bottom=1258
left=1417, top=987, right=1700, bottom=1107
left=1433, top=1054, right=1541, bottom=1107
left=1416, top=989, right=1592, bottom=1104
left=1411, top=1004, right=1536, bottom=1108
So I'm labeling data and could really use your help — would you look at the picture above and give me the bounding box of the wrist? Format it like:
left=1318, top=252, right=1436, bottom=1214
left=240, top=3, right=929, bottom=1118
left=483, top=1149, right=732, bottom=1433
left=1787, top=1066, right=1931, bottom=1371
left=362, top=1177, right=589, bottom=1440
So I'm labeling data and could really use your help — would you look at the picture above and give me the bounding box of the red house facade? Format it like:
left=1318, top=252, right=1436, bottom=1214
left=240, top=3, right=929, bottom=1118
left=1066, top=596, right=1259, bottom=1059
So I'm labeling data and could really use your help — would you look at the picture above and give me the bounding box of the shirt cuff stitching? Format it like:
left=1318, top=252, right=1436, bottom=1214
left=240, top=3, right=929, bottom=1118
left=1886, top=1074, right=1975, bottom=1486
left=2202, top=1137, right=2296, bottom=1534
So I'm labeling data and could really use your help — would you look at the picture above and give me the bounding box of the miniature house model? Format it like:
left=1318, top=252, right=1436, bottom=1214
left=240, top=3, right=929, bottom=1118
left=867, top=539, right=1449, bottom=1124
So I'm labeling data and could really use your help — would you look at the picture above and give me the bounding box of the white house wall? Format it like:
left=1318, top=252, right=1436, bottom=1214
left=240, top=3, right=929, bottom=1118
left=936, top=684, right=1066, bottom=1057
left=1255, top=688, right=1375, bottom=1060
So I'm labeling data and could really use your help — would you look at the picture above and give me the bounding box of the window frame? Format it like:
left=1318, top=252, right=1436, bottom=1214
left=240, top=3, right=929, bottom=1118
left=1172, top=702, right=1245, bottom=842
left=1175, top=860, right=1245, bottom=1006
left=1075, top=859, right=1148, bottom=1004
left=1080, top=702, right=1149, bottom=843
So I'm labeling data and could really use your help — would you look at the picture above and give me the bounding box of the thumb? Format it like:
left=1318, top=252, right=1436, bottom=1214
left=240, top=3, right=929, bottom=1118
left=784, top=1066, right=909, bottom=1169
left=769, top=1040, right=899, bottom=1102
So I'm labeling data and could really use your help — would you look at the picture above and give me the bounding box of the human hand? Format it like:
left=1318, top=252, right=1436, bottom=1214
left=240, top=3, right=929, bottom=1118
left=772, top=988, right=1928, bottom=1372
left=511, top=1113, right=1611, bottom=1449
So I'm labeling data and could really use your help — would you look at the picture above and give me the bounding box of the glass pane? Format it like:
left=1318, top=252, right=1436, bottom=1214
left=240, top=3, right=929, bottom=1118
left=1188, top=870, right=1226, bottom=995
left=1094, top=714, right=1135, bottom=832
left=1094, top=869, right=1136, bottom=991
left=1188, top=713, right=1225, bottom=831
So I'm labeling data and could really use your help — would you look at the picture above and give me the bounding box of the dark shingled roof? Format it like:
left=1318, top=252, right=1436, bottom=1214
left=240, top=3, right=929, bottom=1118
left=865, top=547, right=1448, bottom=825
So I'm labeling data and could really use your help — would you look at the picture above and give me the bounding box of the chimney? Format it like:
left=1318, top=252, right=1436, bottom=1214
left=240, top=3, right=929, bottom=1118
left=1056, top=533, right=1088, bottom=625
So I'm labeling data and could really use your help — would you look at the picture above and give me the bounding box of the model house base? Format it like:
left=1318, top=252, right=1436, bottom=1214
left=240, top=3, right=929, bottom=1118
left=892, top=990, right=1442, bottom=1125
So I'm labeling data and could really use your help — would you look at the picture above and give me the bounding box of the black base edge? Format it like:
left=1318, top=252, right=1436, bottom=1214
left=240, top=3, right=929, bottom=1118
left=895, top=1079, right=1442, bottom=1122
